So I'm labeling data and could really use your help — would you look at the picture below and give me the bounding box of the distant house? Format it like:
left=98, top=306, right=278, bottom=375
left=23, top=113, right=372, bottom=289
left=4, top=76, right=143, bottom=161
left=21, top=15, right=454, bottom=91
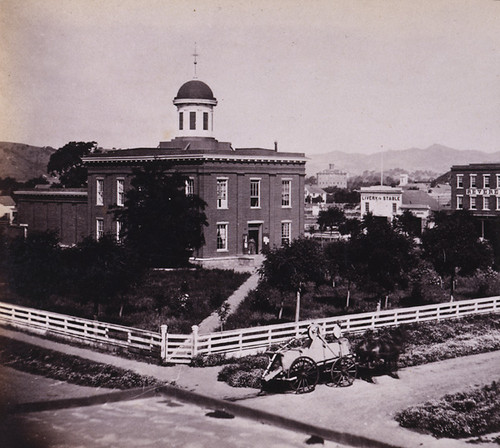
left=305, top=185, right=327, bottom=203
left=360, top=184, right=439, bottom=231
left=316, top=164, right=347, bottom=189
left=0, top=195, right=16, bottom=224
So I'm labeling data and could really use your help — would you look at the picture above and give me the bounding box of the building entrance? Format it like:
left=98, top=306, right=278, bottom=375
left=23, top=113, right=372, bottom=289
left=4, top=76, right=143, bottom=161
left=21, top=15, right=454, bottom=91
left=247, top=223, right=261, bottom=254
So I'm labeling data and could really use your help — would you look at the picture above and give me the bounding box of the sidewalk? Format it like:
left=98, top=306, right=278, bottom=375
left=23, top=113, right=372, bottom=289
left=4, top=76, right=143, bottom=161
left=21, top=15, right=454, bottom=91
left=2, top=326, right=500, bottom=448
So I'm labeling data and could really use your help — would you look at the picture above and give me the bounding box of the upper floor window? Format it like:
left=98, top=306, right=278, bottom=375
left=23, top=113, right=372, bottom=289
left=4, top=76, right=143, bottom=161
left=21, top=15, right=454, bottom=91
left=179, top=112, right=183, bottom=130
left=116, top=179, right=124, bottom=206
left=190, top=111, right=196, bottom=130
left=282, top=180, right=291, bottom=207
left=392, top=203, right=397, bottom=214
left=470, top=174, right=477, bottom=188
left=216, top=223, right=228, bottom=251
left=96, top=218, right=104, bottom=240
left=203, top=112, right=209, bottom=130
left=456, top=195, right=463, bottom=210
left=96, top=179, right=104, bottom=206
left=185, top=178, right=194, bottom=196
left=365, top=202, right=370, bottom=213
left=484, top=175, right=490, bottom=188
left=250, top=179, right=260, bottom=208
left=496, top=174, right=500, bottom=188
left=456, top=174, right=463, bottom=188
left=217, top=178, right=228, bottom=209
left=281, top=221, right=291, bottom=246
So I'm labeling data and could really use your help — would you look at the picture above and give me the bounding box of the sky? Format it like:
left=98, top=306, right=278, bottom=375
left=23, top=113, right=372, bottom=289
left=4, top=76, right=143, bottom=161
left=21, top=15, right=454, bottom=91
left=1, top=0, right=499, bottom=156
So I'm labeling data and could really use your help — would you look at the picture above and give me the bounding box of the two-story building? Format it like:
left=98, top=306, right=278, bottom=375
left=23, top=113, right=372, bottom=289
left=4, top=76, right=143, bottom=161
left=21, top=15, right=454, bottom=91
left=15, top=78, right=306, bottom=263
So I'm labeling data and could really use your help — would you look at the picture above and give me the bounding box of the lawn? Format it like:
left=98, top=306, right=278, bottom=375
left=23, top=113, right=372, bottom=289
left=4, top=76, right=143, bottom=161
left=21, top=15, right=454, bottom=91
left=1, top=268, right=249, bottom=334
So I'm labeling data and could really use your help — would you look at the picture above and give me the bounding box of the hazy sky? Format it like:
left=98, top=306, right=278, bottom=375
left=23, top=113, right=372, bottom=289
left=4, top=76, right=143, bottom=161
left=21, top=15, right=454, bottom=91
left=1, top=0, right=499, bottom=155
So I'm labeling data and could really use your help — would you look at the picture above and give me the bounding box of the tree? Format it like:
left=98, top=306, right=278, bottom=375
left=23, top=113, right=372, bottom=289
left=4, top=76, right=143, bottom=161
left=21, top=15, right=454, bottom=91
left=317, top=207, right=345, bottom=233
left=393, top=210, right=422, bottom=237
left=259, top=238, right=326, bottom=321
left=422, top=210, right=494, bottom=298
left=47, top=141, right=97, bottom=187
left=350, top=214, right=417, bottom=305
left=67, top=235, right=144, bottom=317
left=7, top=231, right=61, bottom=304
left=113, top=162, right=208, bottom=267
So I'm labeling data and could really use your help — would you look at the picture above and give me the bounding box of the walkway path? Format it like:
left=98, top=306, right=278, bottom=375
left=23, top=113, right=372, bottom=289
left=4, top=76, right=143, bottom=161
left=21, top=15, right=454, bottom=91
left=197, top=271, right=260, bottom=334
left=1, top=326, right=500, bottom=447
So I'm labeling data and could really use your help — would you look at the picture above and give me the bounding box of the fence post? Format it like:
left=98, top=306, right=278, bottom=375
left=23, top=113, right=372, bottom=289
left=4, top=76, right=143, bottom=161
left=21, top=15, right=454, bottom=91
left=191, top=325, right=199, bottom=357
left=160, top=325, right=168, bottom=361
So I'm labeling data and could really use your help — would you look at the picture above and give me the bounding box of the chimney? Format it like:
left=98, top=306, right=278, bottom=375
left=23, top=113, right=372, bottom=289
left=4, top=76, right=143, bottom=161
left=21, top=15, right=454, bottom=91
left=274, top=141, right=278, bottom=152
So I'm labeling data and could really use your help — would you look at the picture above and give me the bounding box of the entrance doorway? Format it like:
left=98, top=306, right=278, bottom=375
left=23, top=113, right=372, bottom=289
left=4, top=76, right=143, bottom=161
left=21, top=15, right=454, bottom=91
left=247, top=223, right=261, bottom=254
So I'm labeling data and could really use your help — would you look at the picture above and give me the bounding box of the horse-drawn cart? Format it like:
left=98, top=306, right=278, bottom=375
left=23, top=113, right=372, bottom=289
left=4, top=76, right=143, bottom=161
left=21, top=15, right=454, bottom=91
left=261, top=323, right=357, bottom=394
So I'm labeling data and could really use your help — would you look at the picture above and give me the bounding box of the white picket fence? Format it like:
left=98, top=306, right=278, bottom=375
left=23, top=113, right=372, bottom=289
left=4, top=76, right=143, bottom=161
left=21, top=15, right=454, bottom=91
left=1, top=296, right=499, bottom=364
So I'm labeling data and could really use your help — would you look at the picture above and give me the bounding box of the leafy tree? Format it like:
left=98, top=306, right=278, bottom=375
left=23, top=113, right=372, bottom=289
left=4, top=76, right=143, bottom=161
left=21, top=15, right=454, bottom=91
left=422, top=211, right=494, bottom=298
left=350, top=214, right=417, bottom=305
left=317, top=207, right=345, bottom=233
left=259, top=238, right=326, bottom=321
left=67, top=235, right=144, bottom=317
left=393, top=209, right=422, bottom=237
left=47, top=141, right=97, bottom=187
left=112, top=162, right=208, bottom=267
left=7, top=231, right=61, bottom=304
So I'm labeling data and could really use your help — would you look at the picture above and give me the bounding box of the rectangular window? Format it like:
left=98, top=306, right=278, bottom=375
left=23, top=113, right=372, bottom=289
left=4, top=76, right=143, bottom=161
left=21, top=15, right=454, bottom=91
left=190, top=111, right=196, bottom=130
left=456, top=174, right=463, bottom=188
left=96, top=218, right=104, bottom=240
left=216, top=223, right=228, bottom=251
left=470, top=174, right=477, bottom=188
left=497, top=174, right=500, bottom=188
left=496, top=197, right=500, bottom=210
left=179, top=112, right=183, bottom=130
left=282, top=180, right=291, bottom=207
left=456, top=195, right=463, bottom=210
left=217, top=178, right=228, bottom=209
left=116, top=220, right=122, bottom=242
left=484, top=175, right=490, bottom=188
left=116, top=179, right=124, bottom=206
left=470, top=196, right=476, bottom=210
left=281, top=221, right=291, bottom=246
left=392, top=203, right=397, bottom=214
left=185, top=178, right=194, bottom=196
left=96, top=179, right=104, bottom=206
left=250, top=179, right=260, bottom=208
left=483, top=196, right=490, bottom=210
left=365, top=202, right=370, bottom=213
left=203, top=112, right=209, bottom=130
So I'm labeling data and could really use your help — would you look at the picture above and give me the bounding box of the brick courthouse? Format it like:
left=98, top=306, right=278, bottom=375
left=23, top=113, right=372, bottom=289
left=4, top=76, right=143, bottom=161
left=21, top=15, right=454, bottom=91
left=15, top=79, right=306, bottom=262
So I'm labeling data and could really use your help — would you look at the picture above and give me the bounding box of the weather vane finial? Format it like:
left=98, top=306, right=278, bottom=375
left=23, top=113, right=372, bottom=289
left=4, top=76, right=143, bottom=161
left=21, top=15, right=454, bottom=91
left=192, top=42, right=199, bottom=79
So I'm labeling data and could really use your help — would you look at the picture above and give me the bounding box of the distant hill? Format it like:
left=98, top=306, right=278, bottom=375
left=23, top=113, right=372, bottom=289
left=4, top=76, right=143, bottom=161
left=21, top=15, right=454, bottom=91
left=0, top=142, right=55, bottom=181
left=307, top=144, right=500, bottom=179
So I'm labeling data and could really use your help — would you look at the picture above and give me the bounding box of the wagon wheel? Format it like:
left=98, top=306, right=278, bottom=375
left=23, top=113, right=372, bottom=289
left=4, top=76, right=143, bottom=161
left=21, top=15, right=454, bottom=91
left=288, top=356, right=319, bottom=394
left=330, top=356, right=357, bottom=387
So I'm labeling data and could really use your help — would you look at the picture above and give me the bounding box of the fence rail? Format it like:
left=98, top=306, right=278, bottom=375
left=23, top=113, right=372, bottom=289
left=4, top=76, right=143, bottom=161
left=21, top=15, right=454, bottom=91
left=1, top=296, right=499, bottom=364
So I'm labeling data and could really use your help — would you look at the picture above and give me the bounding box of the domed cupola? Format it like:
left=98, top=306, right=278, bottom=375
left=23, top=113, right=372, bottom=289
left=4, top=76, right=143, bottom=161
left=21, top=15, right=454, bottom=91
left=173, top=80, right=217, bottom=138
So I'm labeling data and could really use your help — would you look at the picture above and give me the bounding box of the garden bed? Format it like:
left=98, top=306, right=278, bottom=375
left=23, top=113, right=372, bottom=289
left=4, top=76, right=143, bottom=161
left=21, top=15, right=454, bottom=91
left=396, top=381, right=500, bottom=440
left=0, top=336, right=164, bottom=389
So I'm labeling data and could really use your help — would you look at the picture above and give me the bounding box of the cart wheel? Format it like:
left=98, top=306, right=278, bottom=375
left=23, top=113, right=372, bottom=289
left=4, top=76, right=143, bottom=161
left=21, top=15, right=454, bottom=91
left=330, top=356, right=357, bottom=387
left=288, top=356, right=319, bottom=394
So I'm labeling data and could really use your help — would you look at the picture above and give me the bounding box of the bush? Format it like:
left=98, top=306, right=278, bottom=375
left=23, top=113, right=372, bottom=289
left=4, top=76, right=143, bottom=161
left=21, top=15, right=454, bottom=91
left=396, top=381, right=500, bottom=438
left=217, top=355, right=268, bottom=388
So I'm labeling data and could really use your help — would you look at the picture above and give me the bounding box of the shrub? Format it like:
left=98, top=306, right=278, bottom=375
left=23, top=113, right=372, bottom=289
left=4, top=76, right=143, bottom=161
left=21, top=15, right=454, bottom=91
left=396, top=381, right=500, bottom=438
left=217, top=355, right=268, bottom=388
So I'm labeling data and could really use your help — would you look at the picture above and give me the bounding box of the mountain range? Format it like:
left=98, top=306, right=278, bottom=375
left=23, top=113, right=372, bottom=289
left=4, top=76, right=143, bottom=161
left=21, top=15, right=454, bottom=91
left=0, top=142, right=54, bottom=181
left=1, top=141, right=500, bottom=182
left=307, top=144, right=500, bottom=178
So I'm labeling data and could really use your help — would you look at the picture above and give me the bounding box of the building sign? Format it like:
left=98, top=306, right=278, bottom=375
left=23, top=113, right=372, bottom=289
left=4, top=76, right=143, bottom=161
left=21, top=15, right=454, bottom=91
left=361, top=195, right=401, bottom=201
left=466, top=188, right=500, bottom=196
